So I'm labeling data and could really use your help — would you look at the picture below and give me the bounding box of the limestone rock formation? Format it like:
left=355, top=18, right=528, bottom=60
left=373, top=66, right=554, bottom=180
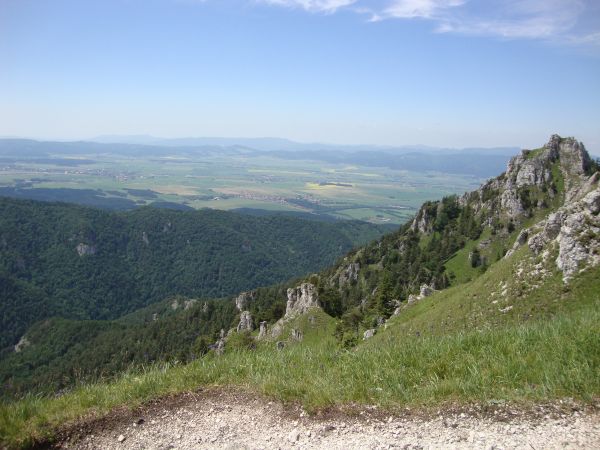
left=463, top=135, right=592, bottom=223
left=363, top=329, right=376, bottom=340
left=405, top=283, right=437, bottom=306
left=184, top=299, right=197, bottom=310
left=210, top=329, right=226, bottom=355
left=555, top=188, right=600, bottom=282
left=285, top=283, right=320, bottom=318
left=506, top=168, right=600, bottom=282
left=235, top=291, right=256, bottom=312
left=258, top=321, right=268, bottom=339
left=339, top=263, right=360, bottom=286
left=14, top=336, right=30, bottom=353
left=419, top=283, right=435, bottom=298
left=237, top=311, right=254, bottom=332
left=411, top=205, right=436, bottom=234
left=76, top=243, right=96, bottom=256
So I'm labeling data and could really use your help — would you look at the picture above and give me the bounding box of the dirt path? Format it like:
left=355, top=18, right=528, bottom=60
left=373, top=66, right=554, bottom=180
left=54, top=390, right=600, bottom=450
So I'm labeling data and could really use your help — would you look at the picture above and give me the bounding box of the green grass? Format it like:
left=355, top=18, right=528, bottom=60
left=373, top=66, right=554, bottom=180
left=523, top=147, right=545, bottom=159
left=390, top=246, right=600, bottom=338
left=2, top=264, right=599, bottom=448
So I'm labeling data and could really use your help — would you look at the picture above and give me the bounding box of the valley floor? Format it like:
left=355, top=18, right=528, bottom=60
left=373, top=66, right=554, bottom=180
left=50, top=389, right=600, bottom=450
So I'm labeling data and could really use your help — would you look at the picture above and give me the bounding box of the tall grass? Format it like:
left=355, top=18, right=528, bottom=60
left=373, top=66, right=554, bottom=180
left=1, top=305, right=598, bottom=448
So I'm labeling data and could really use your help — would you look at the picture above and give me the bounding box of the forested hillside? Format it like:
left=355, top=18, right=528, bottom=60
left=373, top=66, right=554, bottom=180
left=4, top=135, right=598, bottom=401
left=0, top=198, right=386, bottom=352
left=2, top=135, right=599, bottom=404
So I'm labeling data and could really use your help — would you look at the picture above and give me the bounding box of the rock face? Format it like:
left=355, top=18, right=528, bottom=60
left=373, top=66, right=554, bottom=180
left=555, top=188, right=600, bottom=281
left=237, top=311, right=254, bottom=332
left=506, top=171, right=600, bottom=282
left=235, top=291, right=256, bottom=312
left=411, top=204, right=436, bottom=234
left=339, top=263, right=360, bottom=286
left=285, top=283, right=320, bottom=318
left=76, top=243, right=96, bottom=256
left=461, top=135, right=592, bottom=223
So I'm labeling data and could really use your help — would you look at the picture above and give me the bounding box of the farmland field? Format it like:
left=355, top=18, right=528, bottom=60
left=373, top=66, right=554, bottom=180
left=0, top=148, right=489, bottom=224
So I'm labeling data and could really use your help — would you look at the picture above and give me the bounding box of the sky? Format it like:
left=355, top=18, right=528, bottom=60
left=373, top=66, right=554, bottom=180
left=1, top=0, right=599, bottom=150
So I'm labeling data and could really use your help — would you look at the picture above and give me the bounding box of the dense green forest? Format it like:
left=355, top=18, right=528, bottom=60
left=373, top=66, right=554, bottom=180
left=0, top=197, right=386, bottom=352
left=0, top=283, right=292, bottom=397
left=0, top=193, right=495, bottom=397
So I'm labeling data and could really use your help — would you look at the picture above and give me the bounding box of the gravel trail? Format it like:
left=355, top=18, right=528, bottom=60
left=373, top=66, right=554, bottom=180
left=58, top=390, right=600, bottom=450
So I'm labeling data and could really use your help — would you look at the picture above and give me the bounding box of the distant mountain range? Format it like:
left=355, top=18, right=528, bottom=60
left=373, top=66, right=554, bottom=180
left=0, top=137, right=520, bottom=178
left=90, top=134, right=520, bottom=156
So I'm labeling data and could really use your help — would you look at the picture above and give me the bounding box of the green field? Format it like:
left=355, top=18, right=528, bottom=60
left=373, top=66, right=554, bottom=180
left=0, top=153, right=483, bottom=224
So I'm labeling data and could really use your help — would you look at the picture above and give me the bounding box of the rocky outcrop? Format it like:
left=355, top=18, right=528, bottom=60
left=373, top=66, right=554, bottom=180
left=285, top=283, right=320, bottom=318
left=411, top=204, right=436, bottom=234
left=235, top=291, right=256, bottom=312
left=76, top=243, right=96, bottom=256
left=507, top=172, right=600, bottom=282
left=363, top=329, right=376, bottom=340
left=405, top=283, right=437, bottom=306
left=555, top=188, right=600, bottom=282
left=419, top=283, right=435, bottom=298
left=258, top=321, right=268, bottom=339
left=264, top=282, right=323, bottom=339
left=210, top=329, right=226, bottom=355
left=339, top=263, right=360, bottom=286
left=14, top=336, right=30, bottom=353
left=467, top=135, right=592, bottom=223
left=237, top=311, right=254, bottom=332
left=184, top=299, right=197, bottom=310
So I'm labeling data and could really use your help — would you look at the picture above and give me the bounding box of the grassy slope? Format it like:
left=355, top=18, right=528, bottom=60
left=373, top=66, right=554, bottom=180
left=1, top=255, right=599, bottom=448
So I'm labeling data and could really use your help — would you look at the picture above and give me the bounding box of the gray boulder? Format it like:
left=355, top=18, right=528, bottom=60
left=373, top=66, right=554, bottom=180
left=363, top=329, right=376, bottom=340
left=420, top=283, right=435, bottom=298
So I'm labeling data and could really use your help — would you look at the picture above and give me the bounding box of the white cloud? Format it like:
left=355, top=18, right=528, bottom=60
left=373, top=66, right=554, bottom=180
left=257, top=0, right=357, bottom=13
left=382, top=0, right=465, bottom=20
left=196, top=0, right=600, bottom=46
left=431, top=0, right=586, bottom=40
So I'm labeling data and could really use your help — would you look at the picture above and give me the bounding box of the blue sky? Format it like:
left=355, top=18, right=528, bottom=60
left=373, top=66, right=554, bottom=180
left=1, top=0, right=599, bottom=150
